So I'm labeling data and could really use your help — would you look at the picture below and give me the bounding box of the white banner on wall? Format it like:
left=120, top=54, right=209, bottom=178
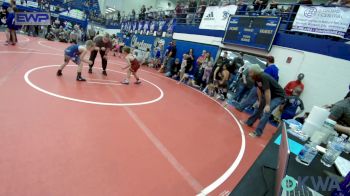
left=199, top=5, right=238, bottom=30
left=292, top=6, right=350, bottom=38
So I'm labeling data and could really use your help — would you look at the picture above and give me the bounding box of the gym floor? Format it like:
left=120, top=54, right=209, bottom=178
left=0, top=32, right=277, bottom=196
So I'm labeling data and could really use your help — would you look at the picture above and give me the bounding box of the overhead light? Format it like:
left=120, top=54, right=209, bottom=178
left=106, top=7, right=115, bottom=11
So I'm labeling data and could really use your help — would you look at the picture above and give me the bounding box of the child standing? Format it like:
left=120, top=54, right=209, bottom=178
left=202, top=60, right=213, bottom=85
left=56, top=40, right=94, bottom=81
left=122, top=47, right=141, bottom=85
left=179, top=54, right=188, bottom=80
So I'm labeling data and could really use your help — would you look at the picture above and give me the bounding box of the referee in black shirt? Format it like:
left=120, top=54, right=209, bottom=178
left=88, top=33, right=113, bottom=76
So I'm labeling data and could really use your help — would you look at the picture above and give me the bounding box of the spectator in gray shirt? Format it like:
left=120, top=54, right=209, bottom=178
left=329, top=97, right=350, bottom=135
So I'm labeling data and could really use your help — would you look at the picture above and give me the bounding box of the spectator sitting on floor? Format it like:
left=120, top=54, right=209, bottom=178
left=264, top=56, right=279, bottom=82
left=284, top=73, right=305, bottom=96
left=329, top=96, right=350, bottom=135
left=178, top=53, right=195, bottom=84
left=280, top=87, right=304, bottom=120
left=242, top=64, right=286, bottom=138
left=169, top=58, right=181, bottom=79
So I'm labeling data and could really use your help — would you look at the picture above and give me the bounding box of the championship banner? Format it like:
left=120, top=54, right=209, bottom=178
left=199, top=5, right=238, bottom=30
left=292, top=6, right=350, bottom=38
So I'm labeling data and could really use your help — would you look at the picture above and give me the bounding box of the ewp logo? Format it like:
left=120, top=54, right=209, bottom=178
left=304, top=7, right=317, bottom=18
left=15, top=12, right=51, bottom=25
left=281, top=176, right=341, bottom=192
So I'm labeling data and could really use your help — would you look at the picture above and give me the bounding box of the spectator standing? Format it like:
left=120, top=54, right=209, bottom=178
left=196, top=0, right=207, bottom=23
left=186, top=0, right=197, bottom=24
left=195, top=50, right=207, bottom=86
left=216, top=64, right=231, bottom=99
left=243, top=64, right=286, bottom=138
left=253, top=0, right=268, bottom=13
left=284, top=73, right=305, bottom=96
left=175, top=2, right=184, bottom=23
left=140, top=5, right=146, bottom=20
left=165, top=41, right=177, bottom=74
left=5, top=7, right=18, bottom=46
left=196, top=50, right=207, bottom=66
left=264, top=56, right=279, bottom=82
left=228, top=52, right=244, bottom=90
left=232, top=63, right=255, bottom=102
left=237, top=0, right=248, bottom=15
left=201, top=54, right=214, bottom=88
left=131, top=9, right=136, bottom=20
left=261, top=0, right=279, bottom=15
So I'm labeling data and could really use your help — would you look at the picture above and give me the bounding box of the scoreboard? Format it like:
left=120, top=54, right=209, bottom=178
left=222, top=16, right=281, bottom=51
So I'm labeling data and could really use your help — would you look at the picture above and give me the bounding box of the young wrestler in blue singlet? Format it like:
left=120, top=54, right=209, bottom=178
left=56, top=40, right=95, bottom=81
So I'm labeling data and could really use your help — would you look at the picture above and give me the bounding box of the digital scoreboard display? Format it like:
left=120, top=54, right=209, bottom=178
left=222, top=16, right=281, bottom=51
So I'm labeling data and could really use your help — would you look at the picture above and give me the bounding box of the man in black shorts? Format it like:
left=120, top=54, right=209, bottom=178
left=88, top=33, right=113, bottom=76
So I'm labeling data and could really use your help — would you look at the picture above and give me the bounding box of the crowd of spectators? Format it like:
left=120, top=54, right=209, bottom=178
left=125, top=39, right=311, bottom=137
left=116, top=0, right=350, bottom=26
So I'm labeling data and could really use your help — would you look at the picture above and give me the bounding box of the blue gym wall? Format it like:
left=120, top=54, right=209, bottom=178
left=173, top=25, right=350, bottom=61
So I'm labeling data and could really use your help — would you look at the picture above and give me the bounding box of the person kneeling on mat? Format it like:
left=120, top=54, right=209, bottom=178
left=121, top=47, right=141, bottom=85
left=56, top=40, right=95, bottom=81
